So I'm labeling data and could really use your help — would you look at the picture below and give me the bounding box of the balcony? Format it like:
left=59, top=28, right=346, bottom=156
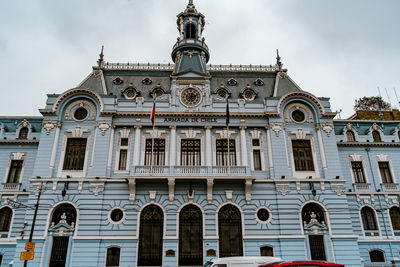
left=133, top=165, right=249, bottom=178
left=1, top=183, right=21, bottom=191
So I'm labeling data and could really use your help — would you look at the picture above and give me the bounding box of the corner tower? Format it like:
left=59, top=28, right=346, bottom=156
left=171, top=0, right=210, bottom=75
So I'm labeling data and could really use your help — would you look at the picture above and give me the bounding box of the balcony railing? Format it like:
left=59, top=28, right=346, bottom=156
left=1, top=183, right=21, bottom=190
left=133, top=165, right=249, bottom=177
left=365, top=230, right=380, bottom=237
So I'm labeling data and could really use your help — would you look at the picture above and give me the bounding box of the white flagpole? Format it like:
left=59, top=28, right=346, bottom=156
left=150, top=97, right=155, bottom=175
left=227, top=125, right=230, bottom=175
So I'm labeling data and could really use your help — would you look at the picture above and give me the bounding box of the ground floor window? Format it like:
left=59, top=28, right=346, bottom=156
left=370, top=250, right=385, bottom=262
left=308, top=235, right=326, bottom=261
left=106, top=247, right=121, bottom=267
left=260, top=246, right=273, bottom=256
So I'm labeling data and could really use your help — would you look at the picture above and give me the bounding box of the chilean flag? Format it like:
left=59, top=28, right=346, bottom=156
left=150, top=98, right=156, bottom=127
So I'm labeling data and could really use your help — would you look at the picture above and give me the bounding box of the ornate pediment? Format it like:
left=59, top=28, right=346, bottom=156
left=48, top=213, right=75, bottom=236
left=303, top=212, right=329, bottom=235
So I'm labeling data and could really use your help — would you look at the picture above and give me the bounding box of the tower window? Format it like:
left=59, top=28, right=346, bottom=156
left=378, top=161, right=393, bottom=183
left=351, top=161, right=366, bottom=183
left=7, top=160, right=23, bottom=183
left=372, top=130, right=382, bottom=142
left=346, top=130, right=356, bottom=142
left=185, top=23, right=196, bottom=39
left=292, top=140, right=314, bottom=171
left=63, top=138, right=87, bottom=170
left=18, top=127, right=28, bottom=139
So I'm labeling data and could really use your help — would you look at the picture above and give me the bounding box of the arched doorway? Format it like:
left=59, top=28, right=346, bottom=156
left=301, top=203, right=327, bottom=261
left=49, top=203, right=77, bottom=267
left=218, top=204, right=243, bottom=257
left=138, top=205, right=164, bottom=266
left=179, top=204, right=203, bottom=266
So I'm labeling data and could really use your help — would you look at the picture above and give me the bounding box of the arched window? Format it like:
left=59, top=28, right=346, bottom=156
left=260, top=246, right=274, bottom=256
left=138, top=205, right=163, bottom=266
left=0, top=254, right=2, bottom=265
left=0, top=207, right=12, bottom=238
left=361, top=206, right=379, bottom=236
left=346, top=130, right=356, bottom=142
left=301, top=203, right=326, bottom=224
left=18, top=127, right=28, bottom=139
left=372, top=130, right=382, bottom=142
left=106, top=247, right=120, bottom=267
left=218, top=204, right=243, bottom=257
left=185, top=23, right=196, bottom=39
left=51, top=203, right=77, bottom=226
left=179, top=204, right=203, bottom=266
left=398, top=131, right=400, bottom=142
left=369, top=249, right=385, bottom=262
left=390, top=206, right=400, bottom=235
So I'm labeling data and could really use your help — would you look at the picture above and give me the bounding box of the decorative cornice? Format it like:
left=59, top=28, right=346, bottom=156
left=337, top=141, right=400, bottom=147
left=0, top=140, right=39, bottom=145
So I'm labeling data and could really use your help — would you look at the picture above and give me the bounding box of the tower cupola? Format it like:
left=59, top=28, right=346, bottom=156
left=172, top=0, right=210, bottom=75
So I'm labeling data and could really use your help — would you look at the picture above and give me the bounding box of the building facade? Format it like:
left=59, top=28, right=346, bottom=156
left=1, top=2, right=400, bottom=267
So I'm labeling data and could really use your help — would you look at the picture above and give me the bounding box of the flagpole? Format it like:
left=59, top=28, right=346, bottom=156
left=150, top=97, right=156, bottom=175
left=226, top=96, right=230, bottom=175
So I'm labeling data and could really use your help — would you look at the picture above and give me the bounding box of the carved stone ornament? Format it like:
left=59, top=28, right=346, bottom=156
left=146, top=129, right=166, bottom=138
left=289, top=128, right=310, bottom=139
left=42, top=120, right=56, bottom=135
left=349, top=154, right=363, bottom=161
left=376, top=154, right=389, bottom=161
left=276, top=184, right=290, bottom=196
left=321, top=122, right=334, bottom=137
left=11, top=152, right=25, bottom=160
left=181, top=129, right=201, bottom=139
left=21, top=119, right=29, bottom=128
left=331, top=183, right=345, bottom=196
left=89, top=183, right=104, bottom=196
left=215, top=129, right=235, bottom=139
left=271, top=123, right=282, bottom=137
left=372, top=123, right=379, bottom=131
left=66, top=126, right=90, bottom=137
left=249, top=129, right=261, bottom=139
left=48, top=212, right=75, bottom=237
left=346, top=123, right=353, bottom=130
left=303, top=212, right=328, bottom=235
left=97, top=121, right=111, bottom=136
left=119, top=127, right=130, bottom=138
left=225, top=190, right=233, bottom=202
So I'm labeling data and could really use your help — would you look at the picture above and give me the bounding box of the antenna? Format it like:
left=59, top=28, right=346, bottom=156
left=385, top=88, right=392, bottom=110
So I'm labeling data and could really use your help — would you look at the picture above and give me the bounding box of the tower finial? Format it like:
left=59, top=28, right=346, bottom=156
left=276, top=49, right=282, bottom=70
left=97, top=45, right=104, bottom=67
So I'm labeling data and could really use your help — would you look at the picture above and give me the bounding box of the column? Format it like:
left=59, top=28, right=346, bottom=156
left=49, top=123, right=61, bottom=169
left=169, top=125, right=176, bottom=166
left=239, top=126, right=247, bottom=166
left=205, top=126, right=212, bottom=166
left=265, top=126, right=274, bottom=177
left=106, top=125, right=115, bottom=170
left=316, top=125, right=327, bottom=177
left=133, top=125, right=142, bottom=166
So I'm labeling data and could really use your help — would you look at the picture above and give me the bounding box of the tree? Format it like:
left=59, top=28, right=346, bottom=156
left=354, top=96, right=391, bottom=111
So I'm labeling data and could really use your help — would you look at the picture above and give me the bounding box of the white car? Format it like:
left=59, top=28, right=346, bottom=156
left=204, top=256, right=283, bottom=267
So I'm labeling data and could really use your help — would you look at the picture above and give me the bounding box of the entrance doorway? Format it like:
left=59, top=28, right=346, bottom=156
left=218, top=204, right=243, bottom=257
left=179, top=204, right=203, bottom=266
left=137, top=205, right=164, bottom=266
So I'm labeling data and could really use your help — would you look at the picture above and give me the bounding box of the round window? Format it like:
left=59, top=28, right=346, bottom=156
left=110, top=208, right=124, bottom=223
left=243, top=89, right=256, bottom=101
left=257, top=208, right=270, bottom=222
left=217, top=89, right=228, bottom=99
left=180, top=87, right=202, bottom=107
left=74, top=107, right=88, bottom=120
left=292, top=110, right=305, bottom=123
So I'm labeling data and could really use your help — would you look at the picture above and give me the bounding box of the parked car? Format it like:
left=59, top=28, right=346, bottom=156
left=204, top=256, right=284, bottom=267
left=259, top=261, right=345, bottom=267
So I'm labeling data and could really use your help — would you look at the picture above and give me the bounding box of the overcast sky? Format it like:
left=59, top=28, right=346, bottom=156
left=0, top=0, right=399, bottom=118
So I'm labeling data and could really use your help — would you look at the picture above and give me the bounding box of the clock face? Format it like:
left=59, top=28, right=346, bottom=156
left=180, top=87, right=202, bottom=107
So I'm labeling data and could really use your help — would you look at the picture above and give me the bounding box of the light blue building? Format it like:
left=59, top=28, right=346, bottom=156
left=1, top=1, right=400, bottom=266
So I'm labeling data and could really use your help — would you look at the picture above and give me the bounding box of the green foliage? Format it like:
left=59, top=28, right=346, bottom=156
left=354, top=96, right=391, bottom=111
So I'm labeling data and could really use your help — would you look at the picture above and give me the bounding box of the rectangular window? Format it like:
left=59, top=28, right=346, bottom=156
left=63, top=138, right=87, bottom=170
left=379, top=161, right=393, bottom=183
left=145, top=139, right=165, bottom=166
left=216, top=139, right=236, bottom=166
left=351, top=161, right=366, bottom=183
left=106, top=247, right=120, bottom=267
left=252, top=139, right=262, bottom=171
left=7, top=160, right=23, bottom=183
left=181, top=139, right=201, bottom=166
left=118, top=138, right=129, bottom=171
left=292, top=140, right=314, bottom=171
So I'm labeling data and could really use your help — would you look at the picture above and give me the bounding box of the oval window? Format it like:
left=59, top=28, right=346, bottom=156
left=110, top=208, right=124, bottom=223
left=257, top=208, right=270, bottom=222
left=292, top=110, right=305, bottom=123
left=74, top=107, right=88, bottom=121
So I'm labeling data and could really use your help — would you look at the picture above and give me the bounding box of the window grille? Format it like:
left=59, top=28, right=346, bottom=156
left=106, top=247, right=121, bottom=267
left=7, top=160, right=23, bottom=183
left=179, top=204, right=203, bottom=265
left=145, top=139, right=165, bottom=166
left=378, top=161, right=393, bottom=183
left=63, top=138, right=87, bottom=170
left=216, top=139, right=236, bottom=166
left=309, top=235, right=326, bottom=261
left=292, top=140, right=314, bottom=171
left=351, top=161, right=366, bottom=183
left=181, top=139, right=201, bottom=166
left=218, top=204, right=243, bottom=257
